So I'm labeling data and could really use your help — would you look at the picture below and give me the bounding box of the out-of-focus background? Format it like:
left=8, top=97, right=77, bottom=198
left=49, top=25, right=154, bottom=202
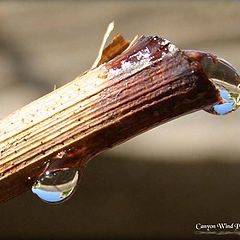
left=0, top=1, right=240, bottom=239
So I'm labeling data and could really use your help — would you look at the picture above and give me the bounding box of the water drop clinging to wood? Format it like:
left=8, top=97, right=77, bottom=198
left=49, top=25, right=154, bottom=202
left=0, top=28, right=239, bottom=203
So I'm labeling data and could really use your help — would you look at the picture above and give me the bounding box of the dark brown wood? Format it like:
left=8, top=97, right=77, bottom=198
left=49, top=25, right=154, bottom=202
left=0, top=36, right=219, bottom=202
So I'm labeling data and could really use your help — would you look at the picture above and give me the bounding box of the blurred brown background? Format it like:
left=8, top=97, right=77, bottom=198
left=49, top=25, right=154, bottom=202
left=0, top=1, right=240, bottom=239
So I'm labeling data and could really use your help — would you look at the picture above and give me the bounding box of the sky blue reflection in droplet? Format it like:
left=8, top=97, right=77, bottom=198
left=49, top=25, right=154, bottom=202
left=213, top=88, right=235, bottom=115
left=32, top=188, right=63, bottom=203
left=32, top=169, right=79, bottom=204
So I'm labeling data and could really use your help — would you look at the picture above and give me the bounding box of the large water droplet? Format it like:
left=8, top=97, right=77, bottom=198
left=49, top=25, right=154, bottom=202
left=183, top=50, right=240, bottom=115
left=32, top=148, right=83, bottom=203
left=32, top=168, right=79, bottom=203
left=203, top=57, right=240, bottom=115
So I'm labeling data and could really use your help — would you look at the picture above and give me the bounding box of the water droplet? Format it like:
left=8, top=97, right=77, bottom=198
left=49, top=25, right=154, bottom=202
left=203, top=57, right=240, bottom=115
left=32, top=148, right=83, bottom=203
left=184, top=50, right=240, bottom=115
left=32, top=168, right=79, bottom=203
left=197, top=53, right=240, bottom=115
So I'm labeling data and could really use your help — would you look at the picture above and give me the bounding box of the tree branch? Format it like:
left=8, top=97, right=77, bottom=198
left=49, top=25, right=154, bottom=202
left=0, top=36, right=219, bottom=202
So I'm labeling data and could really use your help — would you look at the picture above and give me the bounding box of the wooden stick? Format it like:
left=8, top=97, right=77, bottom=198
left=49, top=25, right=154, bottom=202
left=0, top=36, right=219, bottom=202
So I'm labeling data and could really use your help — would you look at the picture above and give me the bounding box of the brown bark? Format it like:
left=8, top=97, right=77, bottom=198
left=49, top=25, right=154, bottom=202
left=0, top=36, right=219, bottom=202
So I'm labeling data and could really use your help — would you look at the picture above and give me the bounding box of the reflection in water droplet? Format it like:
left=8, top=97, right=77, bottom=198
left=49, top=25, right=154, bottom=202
left=204, top=81, right=240, bottom=115
left=32, top=169, right=79, bottom=203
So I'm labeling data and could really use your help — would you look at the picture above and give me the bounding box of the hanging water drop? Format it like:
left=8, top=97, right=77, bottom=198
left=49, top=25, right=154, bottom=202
left=32, top=168, right=79, bottom=203
left=184, top=50, right=240, bottom=115
left=31, top=147, right=84, bottom=203
left=204, top=57, right=240, bottom=115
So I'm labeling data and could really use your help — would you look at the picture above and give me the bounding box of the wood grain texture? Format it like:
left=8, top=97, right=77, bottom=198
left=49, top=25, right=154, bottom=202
left=0, top=36, right=219, bottom=202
